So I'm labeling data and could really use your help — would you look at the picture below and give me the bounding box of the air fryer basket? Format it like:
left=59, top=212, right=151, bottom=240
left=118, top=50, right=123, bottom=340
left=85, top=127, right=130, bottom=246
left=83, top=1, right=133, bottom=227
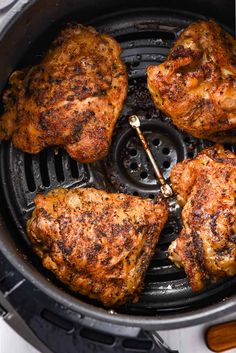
left=0, top=0, right=235, bottom=330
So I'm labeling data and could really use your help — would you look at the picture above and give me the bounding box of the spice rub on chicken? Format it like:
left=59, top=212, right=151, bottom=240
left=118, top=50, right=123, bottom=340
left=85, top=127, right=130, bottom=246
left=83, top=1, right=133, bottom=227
left=27, top=187, right=168, bottom=307
left=0, top=24, right=128, bottom=163
left=168, top=145, right=236, bottom=291
left=147, top=21, right=236, bottom=143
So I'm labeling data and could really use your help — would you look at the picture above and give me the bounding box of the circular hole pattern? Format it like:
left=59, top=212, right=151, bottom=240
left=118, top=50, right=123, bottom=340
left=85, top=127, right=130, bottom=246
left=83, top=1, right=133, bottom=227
left=152, top=138, right=160, bottom=146
left=140, top=171, right=148, bottom=179
left=162, top=147, right=170, bottom=155
left=133, top=191, right=139, bottom=196
left=129, top=149, right=137, bottom=157
left=128, top=137, right=137, bottom=146
left=130, top=162, right=138, bottom=171
left=163, top=160, right=170, bottom=169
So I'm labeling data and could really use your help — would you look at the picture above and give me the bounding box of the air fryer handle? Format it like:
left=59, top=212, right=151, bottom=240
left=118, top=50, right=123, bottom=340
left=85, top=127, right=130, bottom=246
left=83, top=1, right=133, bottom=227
left=145, top=331, right=179, bottom=353
left=205, top=320, right=236, bottom=352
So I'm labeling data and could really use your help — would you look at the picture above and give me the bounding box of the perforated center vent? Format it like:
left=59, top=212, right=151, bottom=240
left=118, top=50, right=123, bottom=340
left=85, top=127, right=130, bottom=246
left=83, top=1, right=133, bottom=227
left=105, top=107, right=187, bottom=196
left=0, top=9, right=236, bottom=316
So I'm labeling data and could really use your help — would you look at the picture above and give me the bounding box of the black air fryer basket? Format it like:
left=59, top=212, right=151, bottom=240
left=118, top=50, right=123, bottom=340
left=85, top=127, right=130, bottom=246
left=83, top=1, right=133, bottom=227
left=0, top=0, right=235, bottom=334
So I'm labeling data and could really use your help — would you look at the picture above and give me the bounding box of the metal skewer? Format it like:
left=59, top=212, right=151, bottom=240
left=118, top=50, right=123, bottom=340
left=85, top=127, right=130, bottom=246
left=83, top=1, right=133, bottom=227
left=128, top=115, right=173, bottom=198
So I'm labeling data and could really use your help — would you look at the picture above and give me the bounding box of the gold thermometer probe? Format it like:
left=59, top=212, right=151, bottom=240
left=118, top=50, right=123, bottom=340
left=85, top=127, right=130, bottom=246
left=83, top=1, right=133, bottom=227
left=128, top=115, right=173, bottom=198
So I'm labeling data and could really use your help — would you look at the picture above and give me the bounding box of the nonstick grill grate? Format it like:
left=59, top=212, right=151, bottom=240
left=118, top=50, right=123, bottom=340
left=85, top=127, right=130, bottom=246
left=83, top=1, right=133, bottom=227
left=1, top=9, right=236, bottom=315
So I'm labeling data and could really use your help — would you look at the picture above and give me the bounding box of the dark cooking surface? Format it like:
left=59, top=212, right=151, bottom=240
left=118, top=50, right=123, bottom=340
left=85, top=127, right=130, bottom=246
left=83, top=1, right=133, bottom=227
left=0, top=249, right=166, bottom=353
left=0, top=9, right=236, bottom=316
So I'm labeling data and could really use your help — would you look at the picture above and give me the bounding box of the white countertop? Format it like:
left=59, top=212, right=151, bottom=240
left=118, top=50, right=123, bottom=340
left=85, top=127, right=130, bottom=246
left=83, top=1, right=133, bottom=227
left=1, top=312, right=236, bottom=353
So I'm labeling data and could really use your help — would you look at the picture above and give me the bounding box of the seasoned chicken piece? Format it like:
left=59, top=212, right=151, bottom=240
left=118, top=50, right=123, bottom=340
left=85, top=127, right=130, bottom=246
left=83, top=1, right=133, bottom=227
left=147, top=21, right=236, bottom=143
left=27, top=187, right=168, bottom=307
left=0, top=24, right=128, bottom=163
left=168, top=145, right=236, bottom=291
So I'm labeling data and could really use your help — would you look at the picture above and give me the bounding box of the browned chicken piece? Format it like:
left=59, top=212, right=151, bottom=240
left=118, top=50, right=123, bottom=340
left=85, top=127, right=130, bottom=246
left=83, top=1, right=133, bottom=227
left=168, top=145, right=236, bottom=291
left=147, top=21, right=236, bottom=143
left=0, top=24, right=128, bottom=163
left=27, top=187, right=168, bottom=307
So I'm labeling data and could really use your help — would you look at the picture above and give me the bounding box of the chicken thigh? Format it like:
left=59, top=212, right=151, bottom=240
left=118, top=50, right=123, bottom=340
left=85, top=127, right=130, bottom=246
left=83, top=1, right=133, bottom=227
left=169, top=145, right=236, bottom=291
left=0, top=24, right=128, bottom=162
left=27, top=187, right=168, bottom=307
left=147, top=21, right=236, bottom=142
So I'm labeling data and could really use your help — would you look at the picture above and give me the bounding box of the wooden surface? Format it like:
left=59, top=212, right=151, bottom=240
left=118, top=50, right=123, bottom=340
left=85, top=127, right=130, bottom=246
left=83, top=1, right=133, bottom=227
left=206, top=321, right=236, bottom=352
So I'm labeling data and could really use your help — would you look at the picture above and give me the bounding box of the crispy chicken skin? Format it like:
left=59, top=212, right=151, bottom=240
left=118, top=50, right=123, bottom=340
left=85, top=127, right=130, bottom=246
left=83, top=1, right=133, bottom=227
left=0, top=24, right=128, bottom=163
left=169, top=145, right=236, bottom=291
left=27, top=187, right=168, bottom=307
left=147, top=21, right=236, bottom=142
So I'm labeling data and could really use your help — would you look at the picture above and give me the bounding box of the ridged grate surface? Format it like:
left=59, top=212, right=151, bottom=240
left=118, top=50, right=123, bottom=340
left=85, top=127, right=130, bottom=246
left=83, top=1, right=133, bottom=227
left=0, top=9, right=236, bottom=315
